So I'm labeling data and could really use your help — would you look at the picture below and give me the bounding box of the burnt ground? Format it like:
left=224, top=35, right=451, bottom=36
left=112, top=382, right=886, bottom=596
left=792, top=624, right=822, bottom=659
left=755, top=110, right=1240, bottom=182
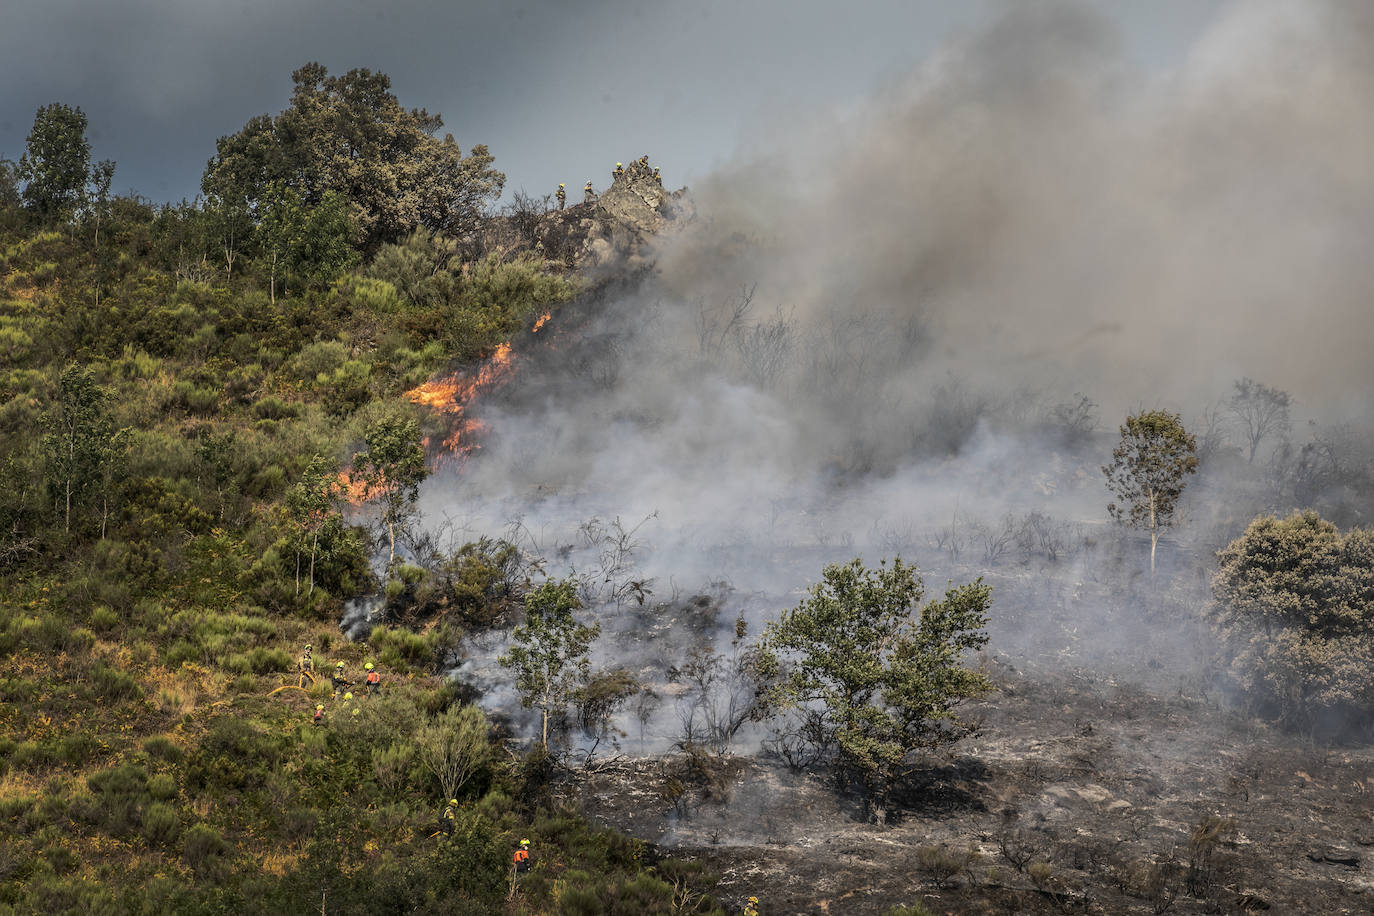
left=560, top=654, right=1374, bottom=915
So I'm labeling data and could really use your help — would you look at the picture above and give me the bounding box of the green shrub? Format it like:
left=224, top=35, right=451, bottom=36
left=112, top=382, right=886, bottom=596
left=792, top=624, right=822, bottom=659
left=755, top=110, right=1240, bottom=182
left=1210, top=511, right=1374, bottom=734
left=142, top=802, right=180, bottom=847
left=181, top=823, right=230, bottom=879
left=252, top=396, right=298, bottom=420
left=89, top=660, right=143, bottom=701
left=56, top=731, right=100, bottom=768
left=86, top=762, right=149, bottom=836
left=11, top=741, right=54, bottom=771
left=88, top=606, right=120, bottom=633
left=142, top=734, right=183, bottom=763
left=186, top=715, right=283, bottom=792
left=146, top=772, right=178, bottom=801
left=223, top=647, right=291, bottom=675
left=289, top=339, right=350, bottom=382
left=17, top=616, right=94, bottom=655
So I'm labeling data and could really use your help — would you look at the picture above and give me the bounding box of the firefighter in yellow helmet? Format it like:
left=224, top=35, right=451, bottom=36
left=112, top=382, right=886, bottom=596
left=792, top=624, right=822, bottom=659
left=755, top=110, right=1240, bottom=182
left=653, top=166, right=662, bottom=186
left=298, top=644, right=316, bottom=687
left=439, top=799, right=457, bottom=837
left=514, top=838, right=532, bottom=873
left=613, top=162, right=624, bottom=179
left=743, top=895, right=759, bottom=916
left=555, top=183, right=566, bottom=210
left=584, top=181, right=595, bottom=204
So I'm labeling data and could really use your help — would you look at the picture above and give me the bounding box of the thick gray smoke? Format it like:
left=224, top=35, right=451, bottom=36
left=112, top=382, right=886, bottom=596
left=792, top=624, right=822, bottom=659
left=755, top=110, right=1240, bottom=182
left=418, top=1, right=1374, bottom=734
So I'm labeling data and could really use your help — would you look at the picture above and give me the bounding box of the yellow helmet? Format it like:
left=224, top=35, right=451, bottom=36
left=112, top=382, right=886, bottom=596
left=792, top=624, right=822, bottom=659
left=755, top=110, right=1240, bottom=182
left=315, top=704, right=324, bottom=710
left=616, top=162, right=622, bottom=167
left=520, top=838, right=530, bottom=846
left=449, top=799, right=458, bottom=806
left=558, top=183, right=564, bottom=187
left=364, top=662, right=374, bottom=670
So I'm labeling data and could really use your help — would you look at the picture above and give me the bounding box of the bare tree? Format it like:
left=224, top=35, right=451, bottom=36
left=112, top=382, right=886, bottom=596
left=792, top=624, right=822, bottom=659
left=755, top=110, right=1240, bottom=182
left=1226, top=377, right=1291, bottom=464
left=675, top=616, right=761, bottom=755
left=733, top=305, right=796, bottom=390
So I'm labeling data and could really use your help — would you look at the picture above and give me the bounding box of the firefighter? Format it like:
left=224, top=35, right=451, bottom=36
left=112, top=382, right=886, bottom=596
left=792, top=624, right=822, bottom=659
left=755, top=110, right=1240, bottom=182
left=584, top=181, right=595, bottom=204
left=298, top=644, right=316, bottom=687
left=365, top=661, right=381, bottom=696
left=743, top=895, right=759, bottom=916
left=639, top=154, right=649, bottom=170
left=439, top=799, right=457, bottom=837
left=613, top=162, right=624, bottom=179
left=312, top=704, right=325, bottom=726
left=652, top=167, right=662, bottom=186
left=513, top=838, right=531, bottom=873
left=555, top=183, right=566, bottom=210
left=331, top=661, right=350, bottom=695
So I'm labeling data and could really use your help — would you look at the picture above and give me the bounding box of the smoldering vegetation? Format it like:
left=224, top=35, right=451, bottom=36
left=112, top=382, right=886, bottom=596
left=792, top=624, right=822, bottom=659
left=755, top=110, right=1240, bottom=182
left=363, top=4, right=1374, bottom=909
left=417, top=0, right=1374, bottom=703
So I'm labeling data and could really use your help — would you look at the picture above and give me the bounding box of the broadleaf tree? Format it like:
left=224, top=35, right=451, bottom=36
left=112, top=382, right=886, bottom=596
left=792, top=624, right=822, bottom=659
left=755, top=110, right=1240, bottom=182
left=41, top=364, right=125, bottom=536
left=499, top=578, right=600, bottom=751
left=19, top=103, right=92, bottom=223
left=285, top=454, right=343, bottom=597
left=1103, top=409, right=1198, bottom=573
left=351, top=414, right=428, bottom=575
left=756, top=557, right=992, bottom=822
left=202, top=63, right=504, bottom=252
left=1209, top=511, right=1374, bottom=736
left=1225, top=377, right=1291, bottom=465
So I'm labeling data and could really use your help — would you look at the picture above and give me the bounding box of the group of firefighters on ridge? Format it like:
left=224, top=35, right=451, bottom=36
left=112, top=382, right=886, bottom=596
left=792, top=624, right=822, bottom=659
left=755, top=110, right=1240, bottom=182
left=297, top=644, right=382, bottom=726
left=553, top=155, right=661, bottom=211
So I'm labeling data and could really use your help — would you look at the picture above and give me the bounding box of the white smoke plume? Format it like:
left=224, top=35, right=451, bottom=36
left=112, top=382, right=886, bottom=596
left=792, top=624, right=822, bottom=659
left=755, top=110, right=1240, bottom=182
left=411, top=1, right=1374, bottom=726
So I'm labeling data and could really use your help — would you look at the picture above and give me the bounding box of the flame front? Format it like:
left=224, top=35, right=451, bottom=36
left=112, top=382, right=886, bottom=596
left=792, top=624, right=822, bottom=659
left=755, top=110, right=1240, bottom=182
left=339, top=319, right=546, bottom=507
left=404, top=340, right=516, bottom=470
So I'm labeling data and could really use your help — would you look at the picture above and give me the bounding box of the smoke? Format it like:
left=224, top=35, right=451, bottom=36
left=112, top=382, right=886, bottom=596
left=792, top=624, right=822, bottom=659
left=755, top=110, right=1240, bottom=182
left=408, top=1, right=1374, bottom=734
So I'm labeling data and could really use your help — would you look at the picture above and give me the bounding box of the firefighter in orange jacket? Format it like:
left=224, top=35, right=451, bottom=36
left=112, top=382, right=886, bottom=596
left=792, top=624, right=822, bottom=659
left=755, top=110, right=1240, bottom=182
left=514, top=838, right=531, bottom=873
left=365, top=662, right=381, bottom=696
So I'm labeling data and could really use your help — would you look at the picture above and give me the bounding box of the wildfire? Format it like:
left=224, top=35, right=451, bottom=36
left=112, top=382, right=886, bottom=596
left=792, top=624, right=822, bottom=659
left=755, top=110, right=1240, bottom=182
left=403, top=339, right=517, bottom=470
left=337, top=470, right=371, bottom=506
left=338, top=314, right=551, bottom=508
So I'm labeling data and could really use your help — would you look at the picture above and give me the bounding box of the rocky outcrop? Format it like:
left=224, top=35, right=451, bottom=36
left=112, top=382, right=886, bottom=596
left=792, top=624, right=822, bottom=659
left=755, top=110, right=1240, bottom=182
left=532, top=158, right=692, bottom=270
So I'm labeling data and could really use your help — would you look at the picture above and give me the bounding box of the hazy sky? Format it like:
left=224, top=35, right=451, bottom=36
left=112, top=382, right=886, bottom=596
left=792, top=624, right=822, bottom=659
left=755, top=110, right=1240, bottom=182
left=1, top=0, right=1222, bottom=204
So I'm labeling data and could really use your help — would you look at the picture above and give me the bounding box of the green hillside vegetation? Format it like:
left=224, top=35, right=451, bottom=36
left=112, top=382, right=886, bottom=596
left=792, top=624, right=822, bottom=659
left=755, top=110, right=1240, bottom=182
left=0, top=71, right=723, bottom=914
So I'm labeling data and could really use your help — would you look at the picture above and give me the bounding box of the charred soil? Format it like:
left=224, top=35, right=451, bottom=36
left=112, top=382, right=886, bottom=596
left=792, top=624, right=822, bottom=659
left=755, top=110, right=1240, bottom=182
left=565, top=656, right=1374, bottom=915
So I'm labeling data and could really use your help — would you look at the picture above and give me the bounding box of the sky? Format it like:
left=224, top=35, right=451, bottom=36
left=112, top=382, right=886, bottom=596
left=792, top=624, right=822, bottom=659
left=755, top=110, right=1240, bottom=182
left=0, top=0, right=1222, bottom=205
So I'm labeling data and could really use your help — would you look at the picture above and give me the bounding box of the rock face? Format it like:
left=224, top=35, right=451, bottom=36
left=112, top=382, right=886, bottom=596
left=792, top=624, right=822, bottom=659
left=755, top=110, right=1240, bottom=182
left=533, top=158, right=692, bottom=270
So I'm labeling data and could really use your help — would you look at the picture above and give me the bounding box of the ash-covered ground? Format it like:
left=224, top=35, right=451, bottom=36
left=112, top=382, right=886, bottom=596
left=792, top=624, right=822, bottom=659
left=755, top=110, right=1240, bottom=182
left=562, top=579, right=1374, bottom=915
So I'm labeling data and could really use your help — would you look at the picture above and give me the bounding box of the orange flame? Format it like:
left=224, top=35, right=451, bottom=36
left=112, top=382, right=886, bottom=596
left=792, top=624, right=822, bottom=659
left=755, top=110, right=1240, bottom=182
left=341, top=316, right=551, bottom=507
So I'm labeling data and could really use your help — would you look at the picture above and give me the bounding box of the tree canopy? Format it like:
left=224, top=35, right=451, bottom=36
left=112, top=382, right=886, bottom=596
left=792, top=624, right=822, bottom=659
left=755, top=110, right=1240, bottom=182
left=19, top=103, right=94, bottom=223
left=1209, top=511, right=1374, bottom=736
left=202, top=63, right=505, bottom=252
left=1103, top=409, right=1198, bottom=573
left=757, top=557, right=992, bottom=821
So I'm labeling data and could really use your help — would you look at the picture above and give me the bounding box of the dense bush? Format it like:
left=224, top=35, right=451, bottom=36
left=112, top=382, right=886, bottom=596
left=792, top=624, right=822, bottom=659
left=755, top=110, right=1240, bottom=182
left=1209, top=511, right=1374, bottom=735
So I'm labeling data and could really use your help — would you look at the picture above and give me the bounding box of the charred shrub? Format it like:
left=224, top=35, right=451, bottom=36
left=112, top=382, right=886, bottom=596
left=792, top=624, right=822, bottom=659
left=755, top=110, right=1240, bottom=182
left=1186, top=816, right=1233, bottom=898
left=916, top=843, right=980, bottom=889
